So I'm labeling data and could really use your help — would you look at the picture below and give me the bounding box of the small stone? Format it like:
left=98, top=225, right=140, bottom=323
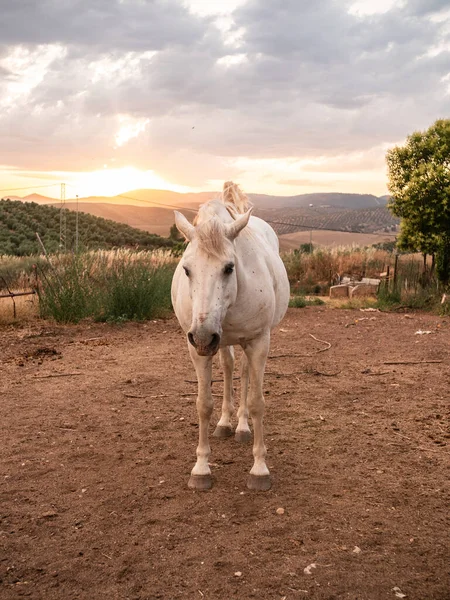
left=353, top=546, right=361, bottom=554
left=276, top=507, right=285, bottom=515
left=234, top=571, right=242, bottom=577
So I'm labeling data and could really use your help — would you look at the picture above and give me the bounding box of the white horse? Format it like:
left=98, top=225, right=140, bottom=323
left=171, top=182, right=290, bottom=491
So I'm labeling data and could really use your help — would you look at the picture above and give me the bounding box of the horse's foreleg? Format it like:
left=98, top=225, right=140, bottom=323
left=188, top=344, right=213, bottom=490
left=243, top=333, right=271, bottom=491
left=235, top=352, right=252, bottom=443
left=214, top=346, right=235, bottom=438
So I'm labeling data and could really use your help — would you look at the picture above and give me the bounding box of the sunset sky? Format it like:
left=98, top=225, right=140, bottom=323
left=0, top=0, right=449, bottom=200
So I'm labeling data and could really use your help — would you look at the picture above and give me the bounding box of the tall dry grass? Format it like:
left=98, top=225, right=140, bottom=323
left=0, top=291, right=39, bottom=324
left=282, top=246, right=428, bottom=295
left=0, top=246, right=446, bottom=322
left=37, top=250, right=176, bottom=323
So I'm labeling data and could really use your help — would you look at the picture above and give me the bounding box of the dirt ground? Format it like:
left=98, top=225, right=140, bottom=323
left=1, top=307, right=449, bottom=600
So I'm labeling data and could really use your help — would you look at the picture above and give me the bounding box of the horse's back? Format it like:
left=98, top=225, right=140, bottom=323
left=235, top=216, right=289, bottom=330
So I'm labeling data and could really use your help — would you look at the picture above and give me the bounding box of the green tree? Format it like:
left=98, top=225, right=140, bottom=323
left=386, top=119, right=450, bottom=284
left=169, top=223, right=183, bottom=242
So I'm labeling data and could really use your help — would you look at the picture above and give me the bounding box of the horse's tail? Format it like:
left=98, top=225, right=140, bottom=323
left=222, top=181, right=252, bottom=215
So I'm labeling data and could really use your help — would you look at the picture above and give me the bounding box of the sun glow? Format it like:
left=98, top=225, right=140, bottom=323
left=0, top=166, right=192, bottom=200
left=72, top=167, right=190, bottom=197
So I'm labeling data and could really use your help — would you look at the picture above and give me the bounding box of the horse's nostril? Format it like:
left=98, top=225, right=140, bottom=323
left=188, top=332, right=196, bottom=347
left=210, top=333, right=220, bottom=347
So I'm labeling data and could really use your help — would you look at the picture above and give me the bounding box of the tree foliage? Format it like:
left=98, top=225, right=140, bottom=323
left=386, top=119, right=450, bottom=284
left=0, top=200, right=173, bottom=256
left=387, top=119, right=450, bottom=252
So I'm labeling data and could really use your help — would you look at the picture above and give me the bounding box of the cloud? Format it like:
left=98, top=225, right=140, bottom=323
left=0, top=0, right=207, bottom=51
left=0, top=0, right=448, bottom=193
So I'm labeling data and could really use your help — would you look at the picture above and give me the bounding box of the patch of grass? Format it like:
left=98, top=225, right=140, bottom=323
left=334, top=298, right=378, bottom=310
left=375, top=278, right=442, bottom=312
left=100, top=262, right=174, bottom=322
left=289, top=295, right=325, bottom=308
left=289, top=295, right=307, bottom=308
left=37, top=251, right=176, bottom=323
left=38, top=253, right=100, bottom=323
left=0, top=291, right=39, bottom=324
left=374, top=285, right=402, bottom=311
left=0, top=255, right=48, bottom=291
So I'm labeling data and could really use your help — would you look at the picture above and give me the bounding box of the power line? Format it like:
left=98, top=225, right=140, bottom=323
left=0, top=185, right=398, bottom=239
left=260, top=218, right=397, bottom=237
left=116, top=192, right=397, bottom=238
left=116, top=193, right=199, bottom=214
left=0, top=183, right=61, bottom=194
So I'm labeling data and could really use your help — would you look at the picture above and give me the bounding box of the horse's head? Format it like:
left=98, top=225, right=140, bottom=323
left=174, top=209, right=252, bottom=356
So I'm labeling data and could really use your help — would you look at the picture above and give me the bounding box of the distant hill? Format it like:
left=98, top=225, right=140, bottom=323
left=278, top=230, right=395, bottom=252
left=7, top=188, right=389, bottom=211
left=256, top=205, right=399, bottom=236
left=0, top=199, right=173, bottom=256
left=3, top=188, right=395, bottom=242
left=50, top=202, right=194, bottom=238
left=250, top=192, right=386, bottom=210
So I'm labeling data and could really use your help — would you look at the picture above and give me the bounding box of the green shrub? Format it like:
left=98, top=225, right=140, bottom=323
left=100, top=262, right=174, bottom=322
left=36, top=251, right=175, bottom=323
left=289, top=295, right=325, bottom=308
left=289, top=295, right=307, bottom=308
left=37, top=254, right=100, bottom=323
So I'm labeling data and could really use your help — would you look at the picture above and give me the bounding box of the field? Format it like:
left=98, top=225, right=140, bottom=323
left=1, top=307, right=449, bottom=599
left=278, top=231, right=395, bottom=252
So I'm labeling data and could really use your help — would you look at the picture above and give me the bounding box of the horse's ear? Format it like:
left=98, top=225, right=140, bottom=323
left=174, top=211, right=195, bottom=241
left=225, top=208, right=253, bottom=240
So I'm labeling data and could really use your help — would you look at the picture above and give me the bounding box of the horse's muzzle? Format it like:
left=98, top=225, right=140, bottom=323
left=188, top=331, right=221, bottom=356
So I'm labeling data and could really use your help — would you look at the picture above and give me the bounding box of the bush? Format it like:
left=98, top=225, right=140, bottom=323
left=37, top=250, right=176, bottom=323
left=289, top=295, right=325, bottom=308
left=38, top=253, right=100, bottom=323
left=289, top=295, right=307, bottom=308
left=100, top=262, right=174, bottom=322
left=436, top=235, right=450, bottom=289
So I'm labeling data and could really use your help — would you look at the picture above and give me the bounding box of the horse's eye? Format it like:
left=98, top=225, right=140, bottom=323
left=224, top=263, right=234, bottom=275
left=183, top=266, right=190, bottom=277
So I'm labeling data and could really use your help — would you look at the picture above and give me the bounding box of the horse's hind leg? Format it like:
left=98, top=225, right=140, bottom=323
left=235, top=352, right=252, bottom=443
left=213, top=346, right=234, bottom=438
left=243, top=333, right=271, bottom=491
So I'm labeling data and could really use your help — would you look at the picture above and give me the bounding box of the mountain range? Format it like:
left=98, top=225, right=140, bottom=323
left=3, top=188, right=398, bottom=247
left=9, top=189, right=388, bottom=210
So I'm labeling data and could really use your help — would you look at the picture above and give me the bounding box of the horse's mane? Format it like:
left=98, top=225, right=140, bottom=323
left=193, top=182, right=253, bottom=259
left=222, top=181, right=252, bottom=216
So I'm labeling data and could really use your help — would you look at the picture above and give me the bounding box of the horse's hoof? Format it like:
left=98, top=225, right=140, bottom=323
left=235, top=429, right=252, bottom=443
left=188, top=474, right=213, bottom=490
left=247, top=473, right=271, bottom=491
left=213, top=425, right=234, bottom=438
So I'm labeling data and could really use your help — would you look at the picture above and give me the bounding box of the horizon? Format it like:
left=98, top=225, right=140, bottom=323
left=1, top=186, right=389, bottom=205
left=1, top=1, right=448, bottom=198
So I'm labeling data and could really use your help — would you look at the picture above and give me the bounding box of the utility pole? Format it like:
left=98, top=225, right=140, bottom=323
left=75, top=194, right=79, bottom=253
left=59, top=182, right=66, bottom=252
